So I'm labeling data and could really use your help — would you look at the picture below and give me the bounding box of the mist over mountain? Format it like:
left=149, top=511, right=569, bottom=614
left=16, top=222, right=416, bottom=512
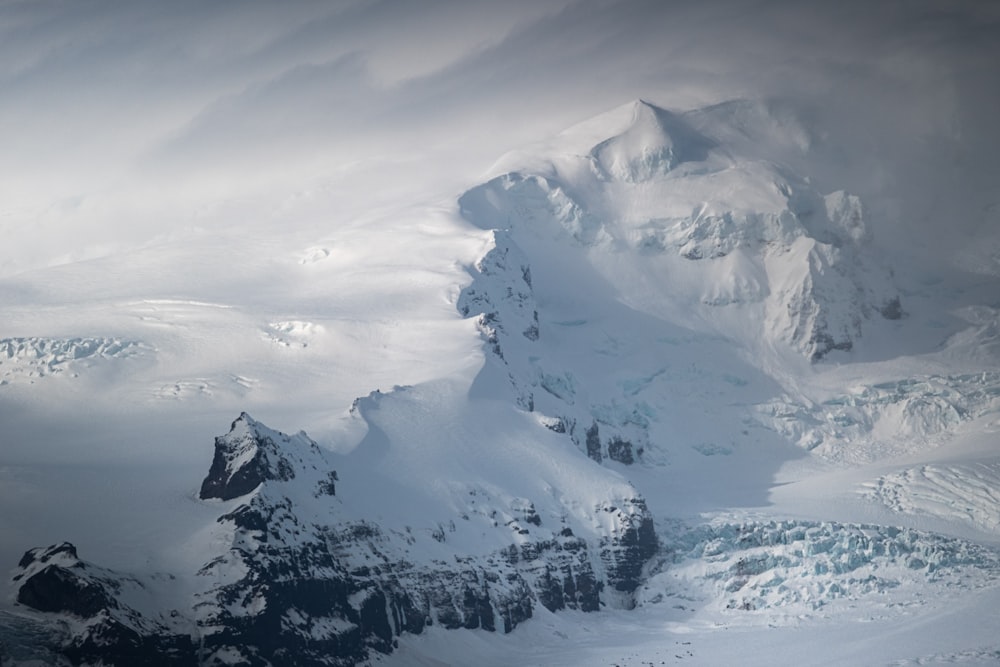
left=2, top=2, right=999, bottom=665
left=3, top=1, right=999, bottom=275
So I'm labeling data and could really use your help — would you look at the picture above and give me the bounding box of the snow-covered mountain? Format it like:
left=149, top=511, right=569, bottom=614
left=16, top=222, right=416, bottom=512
left=464, top=100, right=903, bottom=365
left=3, top=99, right=1000, bottom=666
left=7, top=409, right=655, bottom=665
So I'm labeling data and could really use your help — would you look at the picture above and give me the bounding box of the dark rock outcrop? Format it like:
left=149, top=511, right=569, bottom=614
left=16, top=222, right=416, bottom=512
left=585, top=422, right=603, bottom=462
left=200, top=412, right=310, bottom=500
left=607, top=437, right=637, bottom=465
left=15, top=543, right=117, bottom=617
left=16, top=563, right=116, bottom=618
left=12, top=413, right=659, bottom=666
left=880, top=296, right=905, bottom=320
left=12, top=543, right=196, bottom=666
left=600, top=498, right=658, bottom=595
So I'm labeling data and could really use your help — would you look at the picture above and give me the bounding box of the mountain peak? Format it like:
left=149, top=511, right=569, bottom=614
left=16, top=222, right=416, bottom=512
left=626, top=97, right=676, bottom=125
left=581, top=99, right=714, bottom=182
left=199, top=412, right=315, bottom=501
left=462, top=99, right=902, bottom=365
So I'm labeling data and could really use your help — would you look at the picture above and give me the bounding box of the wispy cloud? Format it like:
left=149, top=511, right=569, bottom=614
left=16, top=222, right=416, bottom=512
left=1, top=0, right=997, bottom=273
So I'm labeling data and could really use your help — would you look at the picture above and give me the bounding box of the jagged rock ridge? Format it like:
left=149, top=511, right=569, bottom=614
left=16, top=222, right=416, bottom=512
left=10, top=412, right=658, bottom=666
left=199, top=411, right=320, bottom=501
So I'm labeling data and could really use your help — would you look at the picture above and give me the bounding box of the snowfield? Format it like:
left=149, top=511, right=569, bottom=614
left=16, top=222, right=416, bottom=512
left=2, top=2, right=999, bottom=664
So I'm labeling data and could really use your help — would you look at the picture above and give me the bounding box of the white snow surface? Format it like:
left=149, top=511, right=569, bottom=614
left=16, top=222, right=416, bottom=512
left=2, top=91, right=999, bottom=665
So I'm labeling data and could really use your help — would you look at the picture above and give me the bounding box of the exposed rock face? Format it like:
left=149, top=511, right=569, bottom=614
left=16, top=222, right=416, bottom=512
left=192, top=415, right=658, bottom=665
left=16, top=550, right=115, bottom=618
left=196, top=513, right=541, bottom=666
left=12, top=543, right=195, bottom=666
left=458, top=230, right=539, bottom=411
left=768, top=191, right=903, bottom=361
left=200, top=411, right=314, bottom=501
left=11, top=413, right=659, bottom=666
left=599, top=498, right=658, bottom=594
left=456, top=230, right=652, bottom=465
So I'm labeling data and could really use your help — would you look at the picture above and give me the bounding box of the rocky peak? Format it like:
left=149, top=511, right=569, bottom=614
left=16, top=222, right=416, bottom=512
left=199, top=411, right=321, bottom=501
left=11, top=543, right=195, bottom=665
left=192, top=413, right=659, bottom=665
left=16, top=541, right=79, bottom=571
left=12, top=543, right=114, bottom=618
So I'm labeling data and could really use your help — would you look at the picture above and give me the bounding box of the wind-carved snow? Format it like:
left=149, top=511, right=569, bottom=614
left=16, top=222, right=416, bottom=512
left=865, top=463, right=1000, bottom=533
left=757, top=372, right=1000, bottom=462
left=152, top=375, right=258, bottom=401
left=153, top=379, right=214, bottom=400
left=589, top=102, right=714, bottom=183
left=889, top=647, right=1000, bottom=666
left=265, top=320, right=325, bottom=348
left=462, top=99, right=903, bottom=364
left=299, top=246, right=331, bottom=264
left=0, top=336, right=146, bottom=384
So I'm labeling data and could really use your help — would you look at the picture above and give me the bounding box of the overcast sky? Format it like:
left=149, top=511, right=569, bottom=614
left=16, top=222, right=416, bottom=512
left=1, top=0, right=998, bottom=275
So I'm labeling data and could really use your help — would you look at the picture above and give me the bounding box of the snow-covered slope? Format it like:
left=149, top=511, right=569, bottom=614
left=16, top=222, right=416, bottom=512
left=3, top=99, right=1000, bottom=666
left=464, top=100, right=903, bottom=367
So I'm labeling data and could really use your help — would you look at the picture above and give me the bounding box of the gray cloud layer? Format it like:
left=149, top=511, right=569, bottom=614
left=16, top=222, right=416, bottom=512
left=1, top=0, right=997, bottom=274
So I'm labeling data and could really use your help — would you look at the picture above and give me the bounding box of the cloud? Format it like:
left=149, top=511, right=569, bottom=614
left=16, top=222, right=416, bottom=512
left=1, top=0, right=997, bottom=273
